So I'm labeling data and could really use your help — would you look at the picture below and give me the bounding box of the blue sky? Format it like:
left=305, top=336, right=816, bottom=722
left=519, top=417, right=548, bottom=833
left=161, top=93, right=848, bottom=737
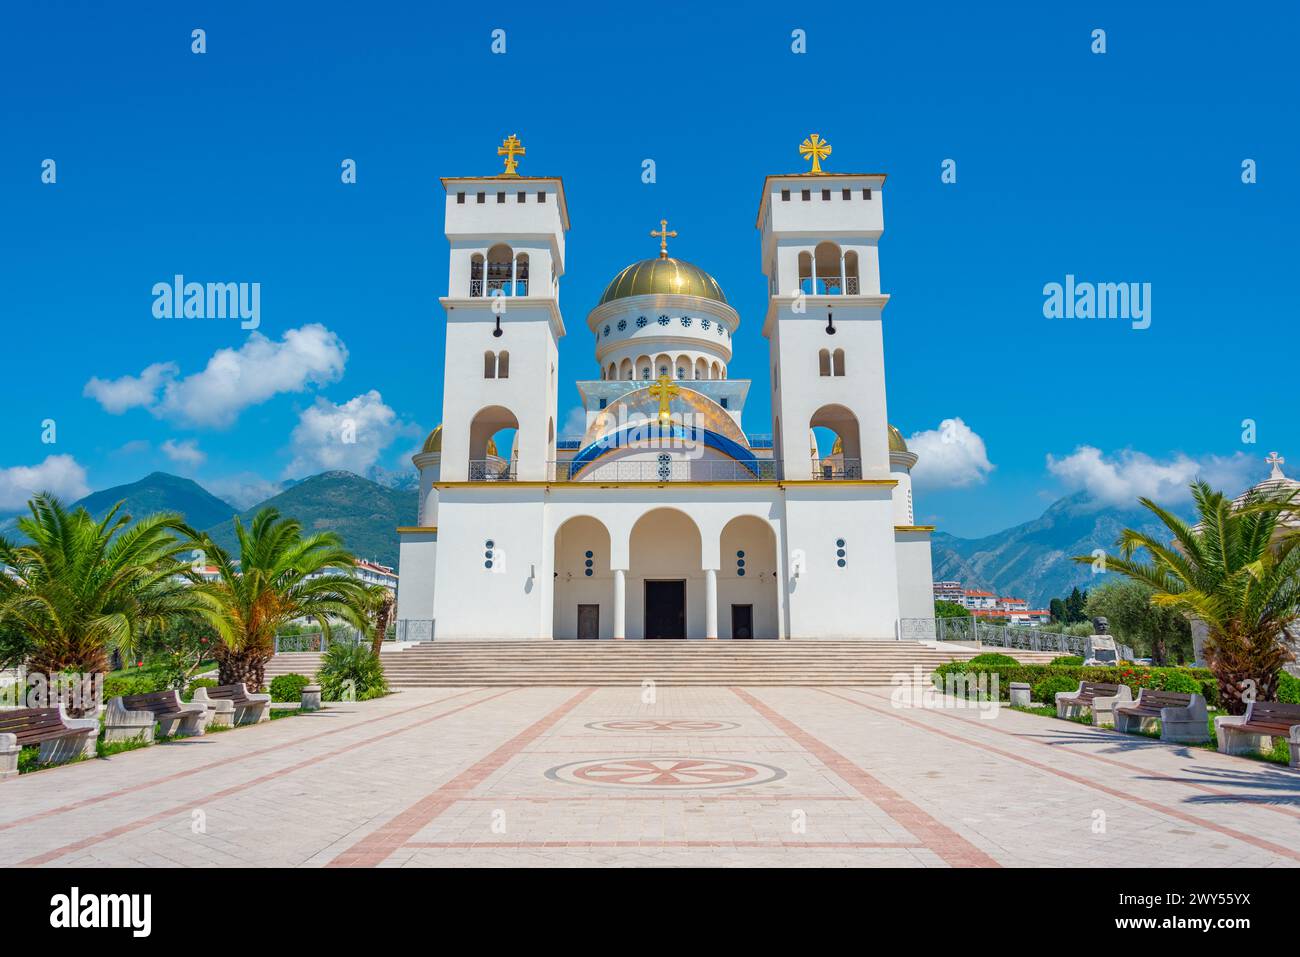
left=2, top=0, right=1297, bottom=536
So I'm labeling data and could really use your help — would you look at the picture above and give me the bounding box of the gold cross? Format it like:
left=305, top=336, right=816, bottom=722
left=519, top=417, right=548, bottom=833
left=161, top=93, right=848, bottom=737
left=647, top=374, right=680, bottom=425
left=799, top=133, right=831, bottom=174
left=650, top=218, right=677, bottom=259
left=497, top=134, right=525, bottom=177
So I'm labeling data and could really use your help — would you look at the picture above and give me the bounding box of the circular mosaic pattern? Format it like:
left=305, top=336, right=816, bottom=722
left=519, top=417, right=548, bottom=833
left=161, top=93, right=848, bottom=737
left=547, top=757, right=785, bottom=790
left=584, top=719, right=740, bottom=733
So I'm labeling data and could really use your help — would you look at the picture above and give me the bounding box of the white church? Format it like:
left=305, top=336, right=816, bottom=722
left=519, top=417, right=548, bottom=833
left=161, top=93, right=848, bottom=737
left=395, top=136, right=935, bottom=640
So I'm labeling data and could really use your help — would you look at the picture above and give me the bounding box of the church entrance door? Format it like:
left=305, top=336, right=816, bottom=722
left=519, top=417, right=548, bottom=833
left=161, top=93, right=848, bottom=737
left=644, top=580, right=686, bottom=639
left=577, top=604, right=600, bottom=640
left=731, top=604, right=753, bottom=640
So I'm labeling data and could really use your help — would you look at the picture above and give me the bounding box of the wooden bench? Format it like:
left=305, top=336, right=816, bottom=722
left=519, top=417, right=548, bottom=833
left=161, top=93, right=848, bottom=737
left=1056, top=681, right=1133, bottom=726
left=105, top=690, right=206, bottom=743
left=1215, top=701, right=1300, bottom=769
left=0, top=706, right=99, bottom=780
left=1114, top=689, right=1208, bottom=743
left=191, top=683, right=271, bottom=727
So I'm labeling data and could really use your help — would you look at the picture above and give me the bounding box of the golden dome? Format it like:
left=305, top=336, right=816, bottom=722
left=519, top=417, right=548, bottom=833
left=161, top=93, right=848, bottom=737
left=420, top=425, right=495, bottom=456
left=598, top=257, right=728, bottom=306
left=888, top=425, right=908, bottom=453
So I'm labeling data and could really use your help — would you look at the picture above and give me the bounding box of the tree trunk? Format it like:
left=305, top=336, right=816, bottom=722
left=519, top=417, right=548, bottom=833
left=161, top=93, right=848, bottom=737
left=217, top=648, right=271, bottom=692
left=371, top=593, right=395, bottom=657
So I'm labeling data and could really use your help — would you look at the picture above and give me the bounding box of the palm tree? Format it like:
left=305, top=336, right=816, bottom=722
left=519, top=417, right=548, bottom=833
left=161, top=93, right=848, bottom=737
left=187, top=509, right=371, bottom=690
left=367, top=585, right=396, bottom=656
left=1076, top=481, right=1300, bottom=713
left=0, top=495, right=206, bottom=708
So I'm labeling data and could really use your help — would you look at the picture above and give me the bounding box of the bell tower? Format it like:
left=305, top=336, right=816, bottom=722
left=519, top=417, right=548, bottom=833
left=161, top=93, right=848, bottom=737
left=437, top=136, right=570, bottom=482
left=757, top=135, right=891, bottom=481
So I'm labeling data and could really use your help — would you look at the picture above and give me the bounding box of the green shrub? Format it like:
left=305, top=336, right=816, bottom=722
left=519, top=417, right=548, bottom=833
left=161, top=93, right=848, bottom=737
left=1148, top=670, right=1201, bottom=694
left=317, top=643, right=389, bottom=702
left=1033, top=675, right=1080, bottom=704
left=932, top=661, right=1218, bottom=706
left=102, top=672, right=169, bottom=700
left=1279, top=671, right=1300, bottom=704
left=966, top=653, right=1019, bottom=666
left=182, top=677, right=217, bottom=702
left=1051, top=656, right=1084, bottom=666
left=269, top=673, right=311, bottom=702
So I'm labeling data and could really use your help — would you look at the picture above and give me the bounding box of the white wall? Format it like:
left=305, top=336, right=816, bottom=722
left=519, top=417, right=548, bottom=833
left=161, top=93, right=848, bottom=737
left=894, top=530, right=935, bottom=626
left=396, top=531, right=438, bottom=624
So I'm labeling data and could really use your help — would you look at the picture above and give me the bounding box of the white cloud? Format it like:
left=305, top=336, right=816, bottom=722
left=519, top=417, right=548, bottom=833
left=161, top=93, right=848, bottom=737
left=83, top=324, right=348, bottom=429
left=83, top=362, right=177, bottom=414
left=907, top=417, right=995, bottom=489
left=562, top=405, right=588, bottom=438
left=1046, top=446, right=1257, bottom=507
left=283, top=390, right=414, bottom=478
left=0, top=455, right=91, bottom=511
left=160, top=438, right=205, bottom=468
left=205, top=473, right=285, bottom=510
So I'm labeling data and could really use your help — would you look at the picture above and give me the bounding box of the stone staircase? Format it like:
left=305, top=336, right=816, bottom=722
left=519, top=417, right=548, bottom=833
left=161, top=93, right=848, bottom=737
left=266, top=641, right=1059, bottom=688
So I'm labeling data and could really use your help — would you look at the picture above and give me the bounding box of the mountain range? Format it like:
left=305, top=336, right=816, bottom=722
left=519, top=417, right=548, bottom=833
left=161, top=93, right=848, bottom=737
left=7, top=471, right=1165, bottom=605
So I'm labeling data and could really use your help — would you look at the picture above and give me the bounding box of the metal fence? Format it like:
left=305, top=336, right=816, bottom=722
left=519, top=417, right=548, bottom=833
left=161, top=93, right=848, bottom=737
left=273, top=626, right=368, bottom=654
left=900, top=617, right=1135, bottom=659
left=395, top=619, right=434, bottom=642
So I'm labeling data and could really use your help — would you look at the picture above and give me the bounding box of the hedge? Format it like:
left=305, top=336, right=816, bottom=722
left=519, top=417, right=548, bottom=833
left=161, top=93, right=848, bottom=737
left=269, top=673, right=311, bottom=703
left=933, top=662, right=1219, bottom=707
left=1280, top=671, right=1300, bottom=704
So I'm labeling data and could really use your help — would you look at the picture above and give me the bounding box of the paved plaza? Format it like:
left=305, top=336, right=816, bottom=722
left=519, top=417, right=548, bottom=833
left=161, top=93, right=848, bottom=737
left=2, top=687, right=1297, bottom=868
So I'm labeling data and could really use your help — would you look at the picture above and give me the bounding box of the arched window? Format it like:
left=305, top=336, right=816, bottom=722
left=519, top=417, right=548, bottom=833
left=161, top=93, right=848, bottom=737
left=711, top=361, right=721, bottom=380
left=818, top=349, right=831, bottom=376
left=485, top=243, right=514, bottom=297
left=676, top=355, right=690, bottom=379
left=695, top=358, right=708, bottom=380
left=497, top=351, right=510, bottom=378
left=620, top=358, right=633, bottom=380
left=656, top=354, right=671, bottom=379
left=815, top=242, right=843, bottom=295
left=798, top=251, right=813, bottom=295
left=843, top=251, right=859, bottom=295
left=513, top=253, right=529, bottom=296
left=636, top=355, right=652, bottom=380
left=832, top=348, right=845, bottom=376
left=483, top=351, right=496, bottom=379
left=470, top=254, right=485, bottom=297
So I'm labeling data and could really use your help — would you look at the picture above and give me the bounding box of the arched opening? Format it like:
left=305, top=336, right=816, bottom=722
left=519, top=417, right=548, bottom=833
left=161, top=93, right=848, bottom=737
left=629, top=508, right=703, bottom=639
left=470, top=254, right=486, bottom=297
left=815, top=241, right=844, bottom=294
left=619, top=358, right=633, bottom=380
left=468, top=405, right=519, bottom=480
left=655, top=354, right=671, bottom=379
left=844, top=251, right=859, bottom=294
left=547, top=416, right=555, bottom=471
left=718, top=516, right=779, bottom=639
left=798, top=251, right=813, bottom=295
left=711, top=361, right=721, bottom=380
left=497, top=350, right=510, bottom=379
left=552, top=516, right=612, bottom=639
left=818, top=348, right=831, bottom=377
left=483, top=351, right=496, bottom=379
left=695, top=357, right=708, bottom=380
left=513, top=253, right=529, bottom=296
left=637, top=355, right=652, bottom=380
left=676, top=355, right=690, bottom=379
left=809, top=404, right=861, bottom=479
left=486, top=243, right=514, bottom=296
left=832, top=348, right=845, bottom=376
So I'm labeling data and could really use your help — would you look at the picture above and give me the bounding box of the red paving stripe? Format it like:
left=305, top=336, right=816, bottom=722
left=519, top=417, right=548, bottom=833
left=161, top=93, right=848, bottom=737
left=403, top=840, right=922, bottom=849
left=730, top=687, right=1000, bottom=868
left=452, top=794, right=856, bottom=802
left=853, top=689, right=1300, bottom=823
left=327, top=687, right=597, bottom=868
left=0, top=688, right=488, bottom=834
left=822, top=689, right=1300, bottom=864
left=16, top=688, right=519, bottom=867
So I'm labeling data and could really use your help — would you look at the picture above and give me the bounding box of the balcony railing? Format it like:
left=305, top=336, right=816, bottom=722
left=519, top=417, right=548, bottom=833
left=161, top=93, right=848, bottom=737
left=551, top=460, right=782, bottom=483
left=812, top=458, right=863, bottom=480
left=798, top=276, right=860, bottom=295
left=469, top=279, right=528, bottom=298
left=468, top=459, right=518, bottom=481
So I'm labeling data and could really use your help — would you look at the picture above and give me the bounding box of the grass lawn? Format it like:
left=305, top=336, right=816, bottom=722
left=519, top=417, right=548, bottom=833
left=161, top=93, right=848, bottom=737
left=1010, top=704, right=1292, bottom=765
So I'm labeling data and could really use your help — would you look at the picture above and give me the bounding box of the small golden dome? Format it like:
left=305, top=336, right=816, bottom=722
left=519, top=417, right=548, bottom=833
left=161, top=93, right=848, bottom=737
left=598, top=257, right=728, bottom=306
left=888, top=425, right=908, bottom=453
left=421, top=424, right=496, bottom=456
